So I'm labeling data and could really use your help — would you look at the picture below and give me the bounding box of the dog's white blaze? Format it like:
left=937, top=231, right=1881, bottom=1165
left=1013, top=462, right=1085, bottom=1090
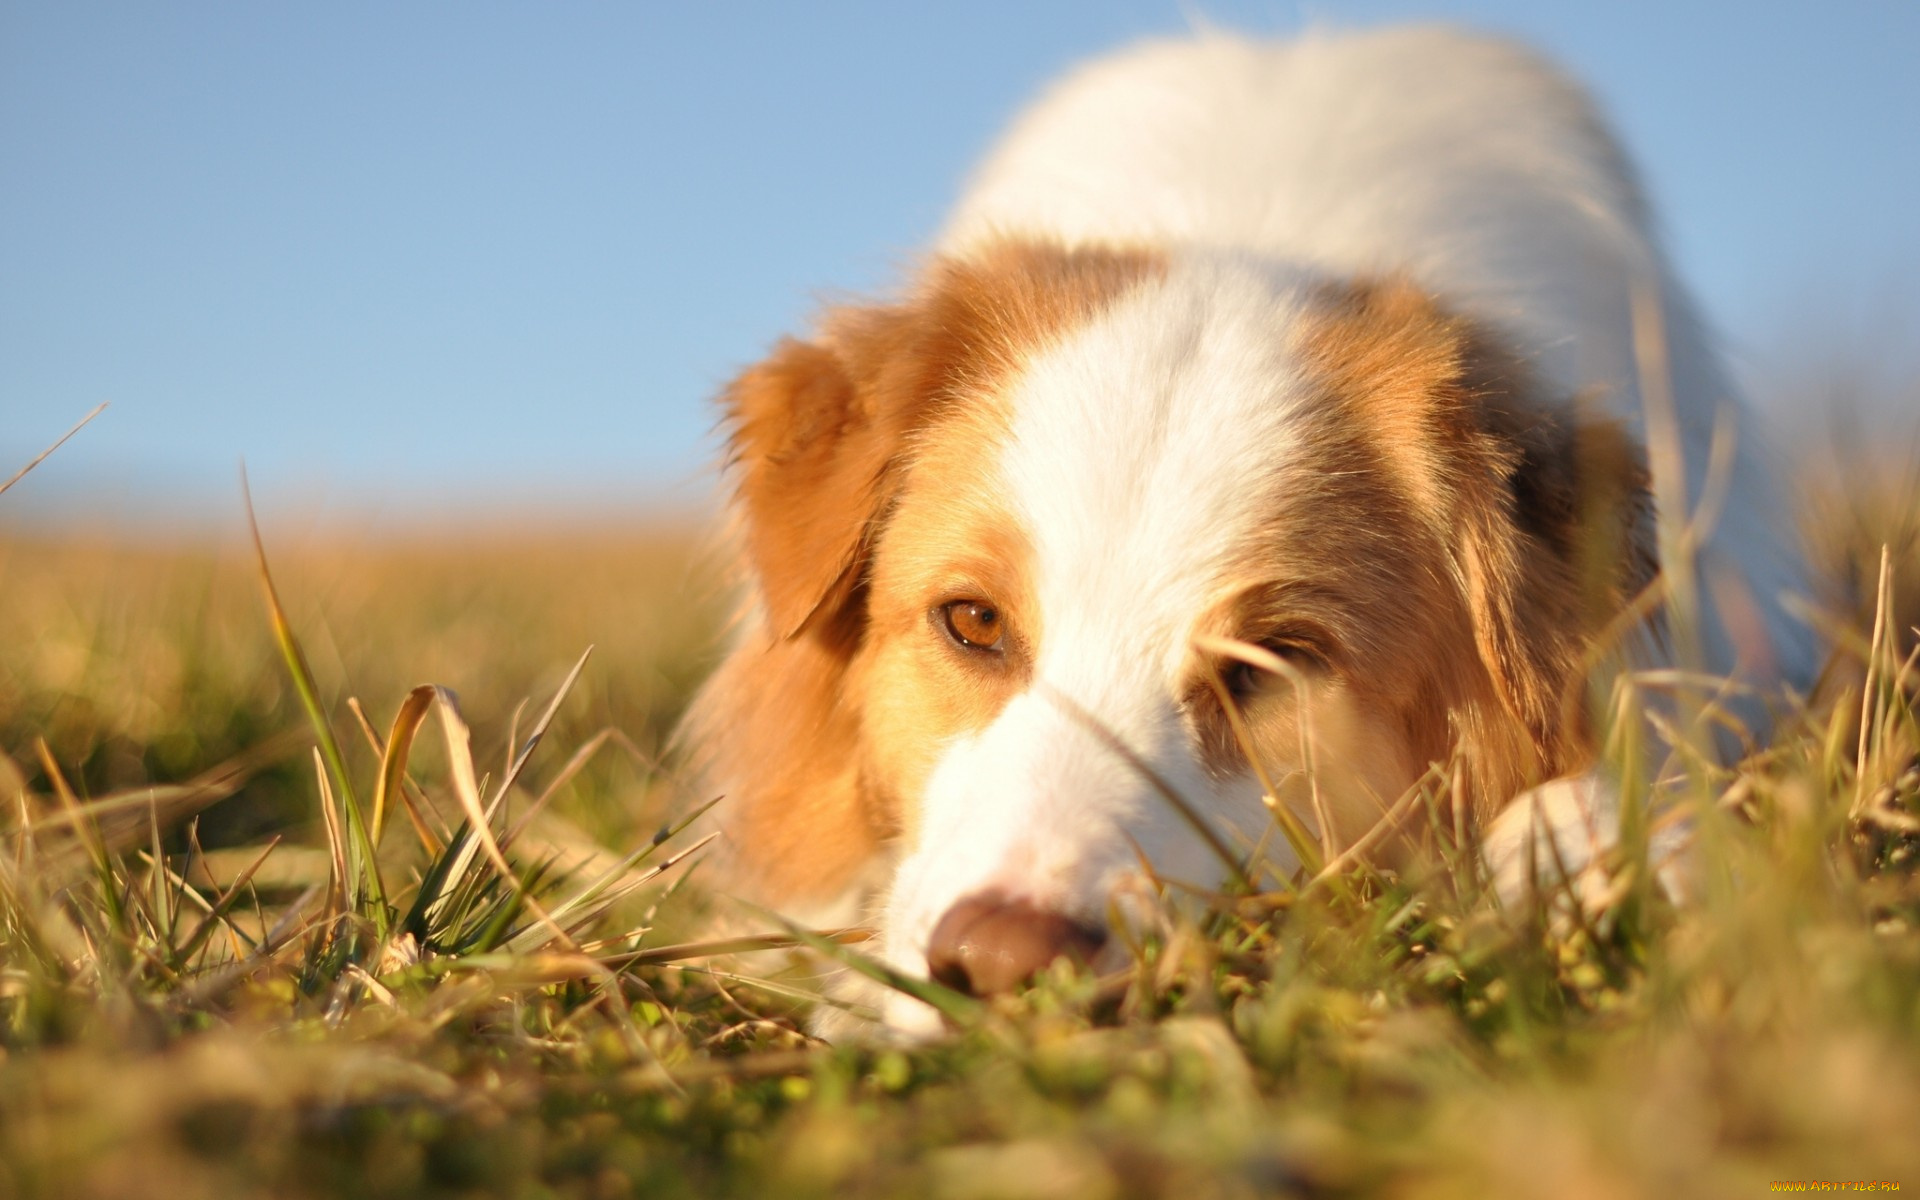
left=878, top=259, right=1323, bottom=1029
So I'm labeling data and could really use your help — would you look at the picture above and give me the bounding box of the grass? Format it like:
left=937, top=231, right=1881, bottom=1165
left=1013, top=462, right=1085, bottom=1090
left=1, top=458, right=1918, bottom=1199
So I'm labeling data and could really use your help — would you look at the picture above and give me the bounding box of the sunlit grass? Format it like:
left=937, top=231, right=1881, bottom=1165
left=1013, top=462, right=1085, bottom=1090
left=1, top=451, right=1917, bottom=1196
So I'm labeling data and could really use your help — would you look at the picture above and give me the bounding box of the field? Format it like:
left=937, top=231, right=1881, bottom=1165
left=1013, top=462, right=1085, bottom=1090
left=2, top=461, right=1918, bottom=1199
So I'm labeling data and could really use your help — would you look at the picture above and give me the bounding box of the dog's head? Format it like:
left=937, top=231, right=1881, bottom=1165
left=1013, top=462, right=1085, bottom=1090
left=686, top=239, right=1652, bottom=1035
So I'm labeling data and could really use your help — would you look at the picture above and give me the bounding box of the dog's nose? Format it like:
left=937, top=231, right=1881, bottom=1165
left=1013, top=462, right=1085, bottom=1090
left=924, top=893, right=1108, bottom=996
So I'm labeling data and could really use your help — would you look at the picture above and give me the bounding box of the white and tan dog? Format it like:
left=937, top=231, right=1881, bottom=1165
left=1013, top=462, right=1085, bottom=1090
left=684, top=26, right=1814, bottom=1037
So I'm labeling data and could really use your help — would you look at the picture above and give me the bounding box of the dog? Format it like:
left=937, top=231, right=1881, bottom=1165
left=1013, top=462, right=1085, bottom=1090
left=682, top=26, right=1816, bottom=1037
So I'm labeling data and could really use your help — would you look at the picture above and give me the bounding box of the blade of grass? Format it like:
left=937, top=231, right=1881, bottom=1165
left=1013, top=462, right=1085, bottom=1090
left=371, top=686, right=436, bottom=850
left=489, top=646, right=594, bottom=811
left=1042, top=684, right=1255, bottom=893
left=22, top=731, right=303, bottom=856
left=147, top=799, right=174, bottom=955
left=0, top=403, right=107, bottom=497
left=36, top=740, right=128, bottom=945
left=313, top=748, right=348, bottom=923
left=500, top=726, right=663, bottom=852
left=175, top=884, right=322, bottom=1007
left=347, top=697, right=447, bottom=854
left=243, top=471, right=387, bottom=925
left=430, top=685, right=579, bottom=954
left=664, top=966, right=875, bottom=1017
left=1301, top=764, right=1441, bottom=895
left=1192, top=634, right=1330, bottom=877
left=172, top=836, right=283, bottom=965
left=1855, top=545, right=1893, bottom=816
left=742, top=902, right=984, bottom=1025
left=604, top=928, right=873, bottom=970
left=410, top=654, right=595, bottom=936
left=503, top=830, right=719, bottom=954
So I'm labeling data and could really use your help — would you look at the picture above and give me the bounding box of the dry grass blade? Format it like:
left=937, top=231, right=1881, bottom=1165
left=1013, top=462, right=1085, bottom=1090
left=503, top=830, right=719, bottom=954
left=1192, top=633, right=1329, bottom=876
left=175, top=883, right=323, bottom=1006
left=662, top=966, right=866, bottom=1016
left=0, top=853, right=93, bottom=972
left=313, top=748, right=348, bottom=922
left=489, top=646, right=594, bottom=810
left=605, top=928, right=873, bottom=970
left=430, top=686, right=579, bottom=954
left=347, top=697, right=447, bottom=855
left=504, top=726, right=661, bottom=850
left=1041, top=683, right=1255, bottom=893
left=373, top=686, right=436, bottom=849
left=0, top=403, right=107, bottom=497
left=147, top=802, right=174, bottom=950
left=749, top=904, right=984, bottom=1025
left=1855, top=544, right=1894, bottom=815
left=23, top=731, right=304, bottom=856
left=1630, top=271, right=1695, bottom=642
left=1302, top=764, right=1442, bottom=894
left=459, top=946, right=611, bottom=986
left=502, top=728, right=618, bottom=850
left=490, top=794, right=724, bottom=955
left=172, top=836, right=282, bottom=964
left=34, top=740, right=127, bottom=938
left=32, top=741, right=99, bottom=859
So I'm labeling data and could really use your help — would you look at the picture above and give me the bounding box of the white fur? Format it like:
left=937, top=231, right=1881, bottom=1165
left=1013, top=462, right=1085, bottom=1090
left=816, top=28, right=1810, bottom=1034
left=877, top=258, right=1326, bottom=1032
left=941, top=27, right=1812, bottom=694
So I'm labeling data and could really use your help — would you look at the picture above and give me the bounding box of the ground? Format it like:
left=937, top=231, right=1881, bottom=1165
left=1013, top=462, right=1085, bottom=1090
left=0, top=464, right=1916, bottom=1198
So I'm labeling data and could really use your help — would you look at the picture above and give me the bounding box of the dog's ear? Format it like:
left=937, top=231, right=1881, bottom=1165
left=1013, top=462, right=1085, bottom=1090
left=723, top=316, right=928, bottom=644
left=1304, top=279, right=1656, bottom=788
left=722, top=262, right=1028, bottom=644
left=1450, top=332, right=1657, bottom=771
left=701, top=309, right=944, bottom=904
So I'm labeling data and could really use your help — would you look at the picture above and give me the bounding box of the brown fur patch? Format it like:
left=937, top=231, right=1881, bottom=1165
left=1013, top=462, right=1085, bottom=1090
left=1177, top=277, right=1654, bottom=855
left=689, top=239, right=1161, bottom=903
left=1280, top=277, right=1656, bottom=822
left=858, top=501, right=1039, bottom=846
left=1183, top=484, right=1485, bottom=851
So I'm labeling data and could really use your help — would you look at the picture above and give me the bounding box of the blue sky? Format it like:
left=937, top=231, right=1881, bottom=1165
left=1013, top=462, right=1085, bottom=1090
left=4, top=2, right=1916, bottom=528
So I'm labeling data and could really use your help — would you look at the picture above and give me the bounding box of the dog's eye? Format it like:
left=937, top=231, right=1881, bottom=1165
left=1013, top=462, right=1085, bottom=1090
left=1223, top=639, right=1322, bottom=700
left=941, top=600, right=1004, bottom=651
left=1224, top=659, right=1263, bottom=700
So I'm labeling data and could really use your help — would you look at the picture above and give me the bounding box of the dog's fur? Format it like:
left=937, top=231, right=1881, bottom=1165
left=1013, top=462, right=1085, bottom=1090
left=683, top=27, right=1815, bottom=1037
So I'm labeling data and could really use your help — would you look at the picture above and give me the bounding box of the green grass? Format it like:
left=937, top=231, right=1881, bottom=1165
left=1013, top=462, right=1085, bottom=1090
left=1, top=461, right=1917, bottom=1199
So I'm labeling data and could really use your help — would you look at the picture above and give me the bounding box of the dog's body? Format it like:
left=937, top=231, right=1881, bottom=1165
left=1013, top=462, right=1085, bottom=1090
left=685, top=27, right=1814, bottom=1037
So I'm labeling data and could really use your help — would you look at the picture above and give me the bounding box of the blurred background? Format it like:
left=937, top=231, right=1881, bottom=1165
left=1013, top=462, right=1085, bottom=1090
left=3, top=2, right=1917, bottom=850
left=4, top=0, right=1918, bottom=530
